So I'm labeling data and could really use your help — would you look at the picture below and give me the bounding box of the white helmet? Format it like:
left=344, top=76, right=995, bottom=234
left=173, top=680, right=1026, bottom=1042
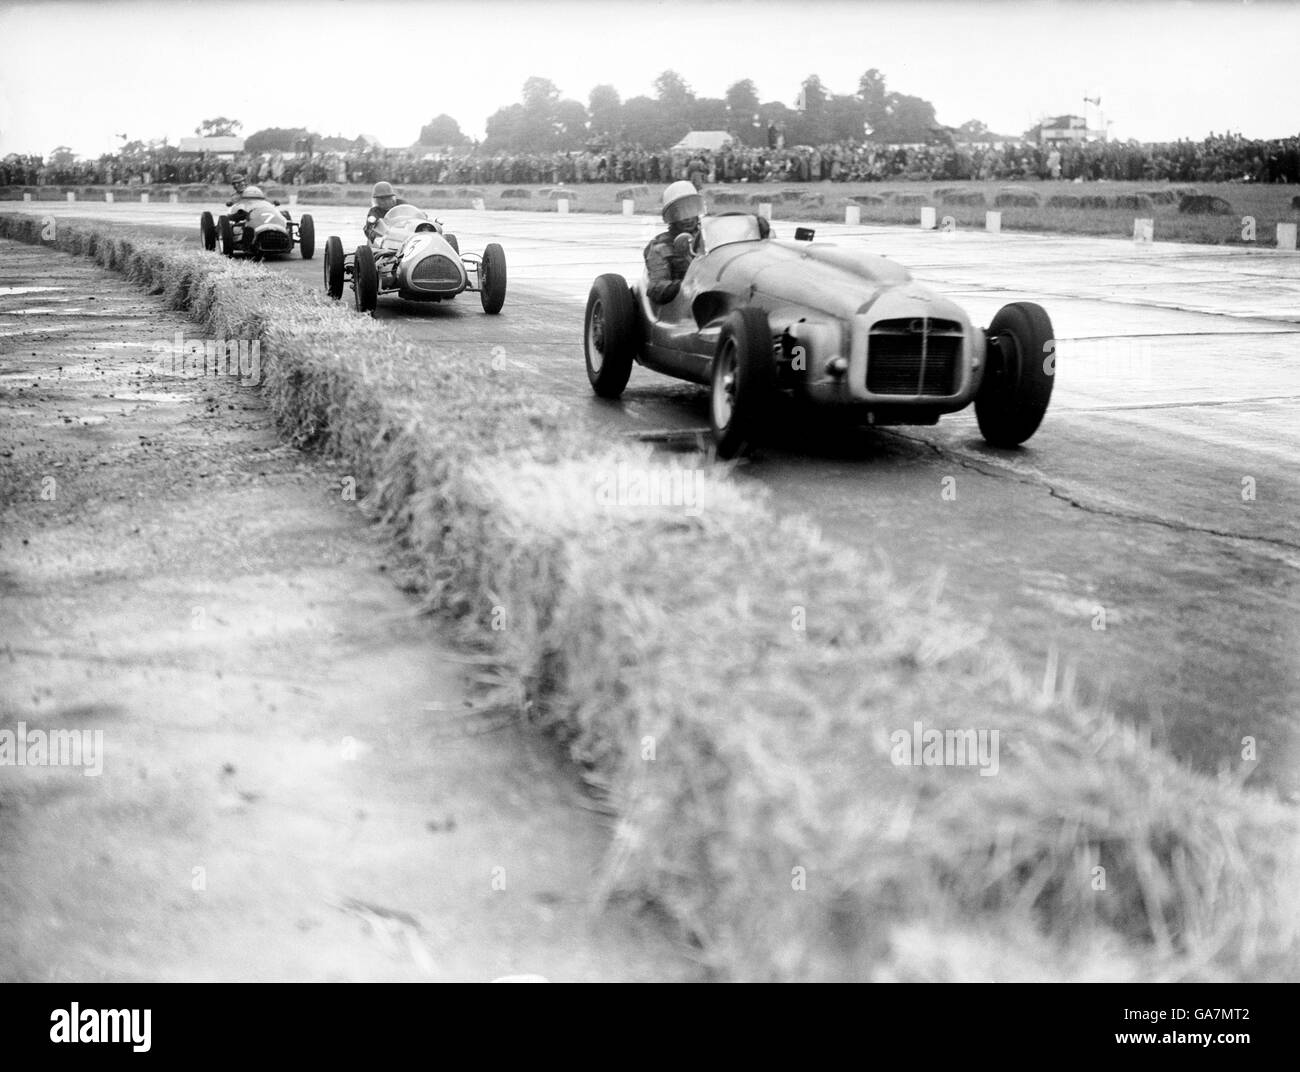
left=661, top=180, right=703, bottom=224
left=242, top=185, right=265, bottom=199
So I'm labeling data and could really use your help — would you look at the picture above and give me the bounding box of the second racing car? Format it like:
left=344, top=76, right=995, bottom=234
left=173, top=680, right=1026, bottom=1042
left=322, top=204, right=507, bottom=315
left=199, top=186, right=314, bottom=260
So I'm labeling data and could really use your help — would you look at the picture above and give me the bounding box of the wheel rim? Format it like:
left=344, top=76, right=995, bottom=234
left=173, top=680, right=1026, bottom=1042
left=992, top=331, right=1021, bottom=394
left=712, top=339, right=738, bottom=430
left=587, top=298, right=605, bottom=372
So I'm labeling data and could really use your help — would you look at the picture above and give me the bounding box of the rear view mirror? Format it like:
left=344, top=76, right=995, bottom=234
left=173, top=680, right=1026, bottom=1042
left=794, top=227, right=816, bottom=242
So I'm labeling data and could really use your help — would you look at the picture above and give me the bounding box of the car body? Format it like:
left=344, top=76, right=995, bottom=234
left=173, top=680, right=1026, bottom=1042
left=321, top=204, right=507, bottom=315
left=583, top=213, right=1055, bottom=456
left=200, top=198, right=314, bottom=260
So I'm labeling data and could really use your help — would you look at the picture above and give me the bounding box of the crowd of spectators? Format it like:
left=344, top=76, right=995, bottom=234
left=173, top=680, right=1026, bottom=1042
left=4, top=131, right=1297, bottom=188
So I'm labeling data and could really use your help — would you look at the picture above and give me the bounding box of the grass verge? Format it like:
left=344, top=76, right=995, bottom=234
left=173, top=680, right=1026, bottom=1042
left=4, top=211, right=1297, bottom=981
left=8, top=179, right=1299, bottom=246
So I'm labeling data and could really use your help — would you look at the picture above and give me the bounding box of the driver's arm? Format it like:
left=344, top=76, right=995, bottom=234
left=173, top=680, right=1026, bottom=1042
left=645, top=239, right=681, bottom=303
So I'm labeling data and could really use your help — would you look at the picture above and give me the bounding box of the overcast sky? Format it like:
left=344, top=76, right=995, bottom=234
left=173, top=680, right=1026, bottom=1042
left=1, top=0, right=1296, bottom=157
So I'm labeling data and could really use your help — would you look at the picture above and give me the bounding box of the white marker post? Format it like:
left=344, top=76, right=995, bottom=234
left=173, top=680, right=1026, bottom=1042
left=169, top=192, right=179, bottom=204
left=1277, top=223, right=1298, bottom=251
left=758, top=202, right=772, bottom=220
left=141, top=192, right=150, bottom=204
left=622, top=199, right=634, bottom=216
left=22, top=192, right=31, bottom=202
left=919, top=206, right=936, bottom=230
left=66, top=191, right=75, bottom=202
left=105, top=191, right=114, bottom=204
left=557, top=198, right=570, bottom=214
left=1133, top=218, right=1154, bottom=244
left=289, top=191, right=298, bottom=206
left=845, top=205, right=861, bottom=226
left=985, top=210, right=1001, bottom=234
left=472, top=197, right=486, bottom=211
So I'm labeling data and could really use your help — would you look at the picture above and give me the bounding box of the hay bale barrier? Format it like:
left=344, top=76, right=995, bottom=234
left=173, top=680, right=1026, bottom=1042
left=1179, top=193, right=1234, bottom=215
left=6, top=210, right=1298, bottom=982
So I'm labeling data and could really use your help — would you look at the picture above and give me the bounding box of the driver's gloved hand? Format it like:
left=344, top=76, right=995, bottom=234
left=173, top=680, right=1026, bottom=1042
left=659, top=281, right=680, bottom=302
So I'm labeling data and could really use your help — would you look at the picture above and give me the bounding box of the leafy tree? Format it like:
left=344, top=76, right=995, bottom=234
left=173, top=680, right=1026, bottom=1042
left=244, top=127, right=314, bottom=153
left=725, top=79, right=763, bottom=145
left=554, top=99, right=590, bottom=149
left=621, top=95, right=673, bottom=148
left=194, top=117, right=242, bottom=138
left=48, top=145, right=77, bottom=166
left=689, top=97, right=729, bottom=132
left=588, top=84, right=622, bottom=139
left=522, top=76, right=561, bottom=112
left=653, top=70, right=694, bottom=108
left=417, top=114, right=469, bottom=146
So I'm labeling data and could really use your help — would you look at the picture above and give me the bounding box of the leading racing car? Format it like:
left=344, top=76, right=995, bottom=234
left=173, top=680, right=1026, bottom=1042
left=583, top=213, right=1055, bottom=457
left=199, top=187, right=314, bottom=260
left=322, top=204, right=506, bottom=315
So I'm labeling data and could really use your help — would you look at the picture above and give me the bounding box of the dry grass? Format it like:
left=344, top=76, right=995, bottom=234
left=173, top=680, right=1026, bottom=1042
left=5, top=210, right=1298, bottom=981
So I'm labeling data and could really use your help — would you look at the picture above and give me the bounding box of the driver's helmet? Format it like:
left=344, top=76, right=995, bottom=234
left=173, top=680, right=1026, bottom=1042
left=242, top=185, right=264, bottom=200
left=661, top=180, right=704, bottom=226
left=372, top=180, right=397, bottom=210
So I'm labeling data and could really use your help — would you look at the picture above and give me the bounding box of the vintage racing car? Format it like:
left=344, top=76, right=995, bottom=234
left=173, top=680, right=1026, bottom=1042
left=582, top=213, right=1055, bottom=457
left=200, top=188, right=314, bottom=260
left=322, top=204, right=506, bottom=315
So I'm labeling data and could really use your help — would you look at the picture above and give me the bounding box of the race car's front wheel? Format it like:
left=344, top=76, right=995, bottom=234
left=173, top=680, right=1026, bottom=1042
left=218, top=215, right=235, bottom=257
left=711, top=307, right=777, bottom=459
left=479, top=243, right=506, bottom=314
left=298, top=214, right=315, bottom=260
left=353, top=245, right=378, bottom=315
left=323, top=236, right=345, bottom=300
left=584, top=274, right=639, bottom=399
left=975, top=301, right=1055, bottom=448
left=199, top=212, right=216, bottom=251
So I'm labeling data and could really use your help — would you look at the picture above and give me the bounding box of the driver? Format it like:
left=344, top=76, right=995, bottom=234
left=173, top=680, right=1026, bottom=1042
left=644, top=180, right=704, bottom=304
left=227, top=184, right=266, bottom=250
left=364, top=181, right=409, bottom=241
left=224, top=173, right=248, bottom=207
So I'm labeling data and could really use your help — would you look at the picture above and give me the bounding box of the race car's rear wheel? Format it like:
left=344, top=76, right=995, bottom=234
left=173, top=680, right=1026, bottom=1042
left=479, top=243, right=506, bottom=314
left=199, top=211, right=216, bottom=251
left=443, top=233, right=459, bottom=254
left=975, top=301, right=1055, bottom=447
left=353, top=245, right=378, bottom=315
left=324, top=236, right=345, bottom=300
left=298, top=214, right=315, bottom=259
left=218, top=215, right=235, bottom=257
left=584, top=274, right=639, bottom=399
left=711, top=307, right=777, bottom=459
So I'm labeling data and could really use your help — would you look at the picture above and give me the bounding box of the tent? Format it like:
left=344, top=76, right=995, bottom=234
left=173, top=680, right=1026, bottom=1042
left=177, top=136, right=245, bottom=157
left=670, top=130, right=733, bottom=153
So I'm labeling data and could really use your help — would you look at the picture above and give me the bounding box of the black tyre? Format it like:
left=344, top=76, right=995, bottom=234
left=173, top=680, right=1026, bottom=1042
left=975, top=301, right=1055, bottom=447
left=479, top=243, right=506, bottom=314
left=200, top=211, right=216, bottom=251
left=443, top=232, right=459, bottom=254
left=711, top=307, right=777, bottom=459
left=298, top=214, right=315, bottom=259
left=353, top=244, right=378, bottom=315
left=583, top=274, right=640, bottom=399
left=324, top=236, right=345, bottom=300
left=218, top=214, right=235, bottom=257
